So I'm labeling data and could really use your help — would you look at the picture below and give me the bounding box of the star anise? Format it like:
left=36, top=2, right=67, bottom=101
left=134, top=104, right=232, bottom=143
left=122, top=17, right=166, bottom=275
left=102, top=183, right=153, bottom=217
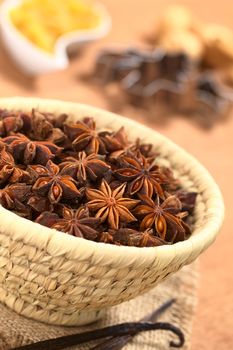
left=64, top=117, right=107, bottom=154
left=134, top=229, right=168, bottom=247
left=28, top=109, right=67, bottom=146
left=0, top=110, right=31, bottom=136
left=0, top=108, right=197, bottom=247
left=35, top=211, right=59, bottom=227
left=28, top=195, right=53, bottom=213
left=59, top=152, right=110, bottom=183
left=0, top=163, right=15, bottom=185
left=0, top=165, right=30, bottom=185
left=97, top=231, right=114, bottom=244
left=134, top=195, right=189, bottom=242
left=27, top=163, right=53, bottom=182
left=131, top=138, right=158, bottom=158
left=28, top=109, right=53, bottom=140
left=46, top=127, right=67, bottom=146
left=101, top=127, right=130, bottom=159
left=0, top=183, right=31, bottom=217
left=0, top=146, right=15, bottom=184
left=100, top=128, right=156, bottom=160
left=43, top=112, right=68, bottom=129
left=2, top=134, right=62, bottom=165
left=176, top=190, right=198, bottom=213
left=110, top=228, right=168, bottom=247
left=161, top=167, right=180, bottom=192
left=32, top=160, right=80, bottom=204
left=114, top=152, right=167, bottom=198
left=0, top=145, right=14, bottom=168
left=0, top=121, right=4, bottom=137
left=86, top=179, right=139, bottom=229
left=46, top=206, right=100, bottom=239
left=0, top=183, right=31, bottom=208
left=0, top=146, right=30, bottom=184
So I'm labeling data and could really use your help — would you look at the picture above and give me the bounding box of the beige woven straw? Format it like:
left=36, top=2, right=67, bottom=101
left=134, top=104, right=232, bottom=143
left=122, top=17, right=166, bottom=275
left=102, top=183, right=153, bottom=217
left=0, top=262, right=199, bottom=350
left=0, top=97, right=224, bottom=326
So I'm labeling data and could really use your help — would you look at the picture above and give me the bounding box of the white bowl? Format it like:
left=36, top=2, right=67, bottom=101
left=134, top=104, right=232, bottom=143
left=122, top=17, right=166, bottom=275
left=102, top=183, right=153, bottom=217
left=0, top=0, right=111, bottom=75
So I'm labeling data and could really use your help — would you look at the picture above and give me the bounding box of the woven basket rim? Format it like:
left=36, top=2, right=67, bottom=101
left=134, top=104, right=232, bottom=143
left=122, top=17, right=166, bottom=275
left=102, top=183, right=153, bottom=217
left=0, top=97, right=225, bottom=265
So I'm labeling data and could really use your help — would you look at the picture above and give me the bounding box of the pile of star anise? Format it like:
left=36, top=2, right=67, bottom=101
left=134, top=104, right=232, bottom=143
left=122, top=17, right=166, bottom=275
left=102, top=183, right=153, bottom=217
left=0, top=109, right=197, bottom=247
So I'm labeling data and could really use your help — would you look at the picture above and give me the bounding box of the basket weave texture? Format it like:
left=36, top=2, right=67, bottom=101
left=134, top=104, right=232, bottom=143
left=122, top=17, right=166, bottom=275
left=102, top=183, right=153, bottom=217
left=0, top=262, right=199, bottom=350
left=0, top=97, right=224, bottom=326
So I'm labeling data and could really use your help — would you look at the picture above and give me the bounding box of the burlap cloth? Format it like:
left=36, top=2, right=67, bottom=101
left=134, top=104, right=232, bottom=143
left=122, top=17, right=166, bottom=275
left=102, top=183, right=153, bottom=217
left=0, top=262, right=198, bottom=350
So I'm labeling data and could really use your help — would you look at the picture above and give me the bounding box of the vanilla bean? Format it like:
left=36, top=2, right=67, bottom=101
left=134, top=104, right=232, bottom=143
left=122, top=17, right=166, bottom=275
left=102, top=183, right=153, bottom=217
left=90, top=323, right=184, bottom=349
left=91, top=322, right=184, bottom=350
left=90, top=298, right=177, bottom=350
left=11, top=322, right=184, bottom=350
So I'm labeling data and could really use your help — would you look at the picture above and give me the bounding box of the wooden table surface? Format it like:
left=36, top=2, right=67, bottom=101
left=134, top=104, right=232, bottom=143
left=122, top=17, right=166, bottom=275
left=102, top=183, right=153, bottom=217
left=0, top=0, right=232, bottom=349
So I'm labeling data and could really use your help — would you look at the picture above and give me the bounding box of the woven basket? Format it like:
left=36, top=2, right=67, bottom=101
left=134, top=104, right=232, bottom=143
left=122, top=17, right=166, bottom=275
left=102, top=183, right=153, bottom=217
left=0, top=97, right=224, bottom=326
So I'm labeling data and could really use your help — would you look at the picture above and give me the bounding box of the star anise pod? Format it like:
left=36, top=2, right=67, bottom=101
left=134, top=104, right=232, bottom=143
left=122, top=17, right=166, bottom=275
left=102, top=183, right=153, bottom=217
left=0, top=165, right=30, bottom=185
left=28, top=109, right=53, bottom=140
left=2, top=134, right=62, bottom=165
left=32, top=160, right=80, bottom=204
left=0, top=121, right=4, bottom=137
left=134, top=229, right=168, bottom=247
left=134, top=195, right=189, bottom=241
left=104, top=129, right=157, bottom=160
left=28, top=109, right=67, bottom=146
left=131, top=138, right=158, bottom=158
left=0, top=183, right=31, bottom=208
left=27, top=163, right=53, bottom=183
left=0, top=163, right=15, bottom=185
left=47, top=206, right=100, bottom=239
left=0, top=145, right=14, bottom=167
left=0, top=146, right=30, bottom=184
left=64, top=117, right=107, bottom=154
left=114, top=152, right=167, bottom=198
left=110, top=228, right=168, bottom=247
left=0, top=183, right=31, bottom=218
left=97, top=231, right=114, bottom=244
left=43, top=112, right=68, bottom=129
left=161, top=167, right=180, bottom=192
left=0, top=144, right=15, bottom=184
left=59, top=152, right=110, bottom=183
left=0, top=110, right=31, bottom=136
left=101, top=127, right=131, bottom=159
left=100, top=128, right=156, bottom=160
left=86, top=179, right=139, bottom=229
left=0, top=113, right=23, bottom=136
left=176, top=190, right=198, bottom=213
left=28, top=195, right=53, bottom=213
left=35, top=211, right=59, bottom=227
left=46, top=128, right=67, bottom=146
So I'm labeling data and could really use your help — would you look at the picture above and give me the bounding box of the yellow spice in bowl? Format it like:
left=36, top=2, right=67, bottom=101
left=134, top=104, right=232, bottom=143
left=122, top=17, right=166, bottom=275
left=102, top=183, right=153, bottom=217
left=10, top=0, right=102, bottom=52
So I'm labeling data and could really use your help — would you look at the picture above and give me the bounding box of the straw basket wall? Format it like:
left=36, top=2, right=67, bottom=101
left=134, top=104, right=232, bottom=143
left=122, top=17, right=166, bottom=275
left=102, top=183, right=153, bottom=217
left=0, top=97, right=224, bottom=326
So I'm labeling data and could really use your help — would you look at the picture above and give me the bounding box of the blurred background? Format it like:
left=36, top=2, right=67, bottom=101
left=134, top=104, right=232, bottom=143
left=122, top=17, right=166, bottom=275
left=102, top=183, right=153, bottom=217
left=0, top=0, right=232, bottom=349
